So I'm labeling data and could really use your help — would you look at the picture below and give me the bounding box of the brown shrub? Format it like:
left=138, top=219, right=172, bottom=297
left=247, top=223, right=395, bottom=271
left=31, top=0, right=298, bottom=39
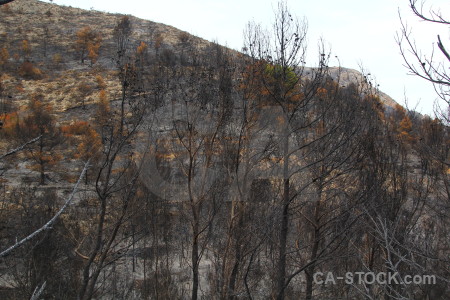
left=18, top=61, right=43, bottom=79
left=61, top=120, right=90, bottom=136
left=95, top=75, right=106, bottom=89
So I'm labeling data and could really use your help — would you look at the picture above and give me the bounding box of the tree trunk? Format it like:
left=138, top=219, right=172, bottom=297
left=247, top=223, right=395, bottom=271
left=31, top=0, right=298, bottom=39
left=276, top=122, right=290, bottom=300
left=228, top=207, right=245, bottom=299
left=277, top=187, right=289, bottom=300
left=305, top=226, right=320, bottom=300
left=191, top=213, right=200, bottom=300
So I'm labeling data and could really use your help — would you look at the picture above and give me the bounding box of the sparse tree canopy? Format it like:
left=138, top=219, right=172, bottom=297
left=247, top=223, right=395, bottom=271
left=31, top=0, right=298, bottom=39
left=18, top=95, right=63, bottom=184
left=397, top=0, right=450, bottom=121
left=75, top=26, right=102, bottom=64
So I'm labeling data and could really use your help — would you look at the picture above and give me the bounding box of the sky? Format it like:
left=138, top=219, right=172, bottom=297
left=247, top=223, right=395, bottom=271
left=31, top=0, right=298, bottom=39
left=42, top=0, right=450, bottom=116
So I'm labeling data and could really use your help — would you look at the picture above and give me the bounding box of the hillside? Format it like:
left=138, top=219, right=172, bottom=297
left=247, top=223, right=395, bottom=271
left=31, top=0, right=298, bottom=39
left=0, top=0, right=216, bottom=112
left=0, top=0, right=398, bottom=114
left=0, top=1, right=448, bottom=300
left=0, top=0, right=400, bottom=186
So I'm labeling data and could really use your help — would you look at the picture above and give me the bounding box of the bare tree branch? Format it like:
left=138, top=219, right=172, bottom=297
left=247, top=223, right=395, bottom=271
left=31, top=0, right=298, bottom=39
left=437, top=34, right=450, bottom=62
left=409, top=0, right=450, bottom=25
left=0, top=135, right=42, bottom=160
left=30, top=281, right=46, bottom=300
left=397, top=3, right=450, bottom=115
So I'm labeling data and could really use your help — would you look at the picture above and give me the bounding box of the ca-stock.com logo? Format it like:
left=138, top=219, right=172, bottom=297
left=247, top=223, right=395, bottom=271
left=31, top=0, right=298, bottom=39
left=313, top=272, right=436, bottom=285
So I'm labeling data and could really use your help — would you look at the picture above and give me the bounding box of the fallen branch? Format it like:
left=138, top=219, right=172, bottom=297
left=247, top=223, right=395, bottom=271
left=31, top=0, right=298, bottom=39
left=0, top=135, right=42, bottom=160
left=30, top=281, right=46, bottom=300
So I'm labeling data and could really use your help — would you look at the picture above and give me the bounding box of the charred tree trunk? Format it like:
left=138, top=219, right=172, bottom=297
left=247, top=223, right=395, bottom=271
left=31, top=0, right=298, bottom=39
left=276, top=122, right=290, bottom=300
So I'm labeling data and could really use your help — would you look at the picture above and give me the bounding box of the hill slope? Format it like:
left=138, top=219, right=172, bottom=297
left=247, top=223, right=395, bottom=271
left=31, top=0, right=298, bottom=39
left=1, top=2, right=447, bottom=300
left=0, top=0, right=213, bottom=112
left=0, top=0, right=397, bottom=113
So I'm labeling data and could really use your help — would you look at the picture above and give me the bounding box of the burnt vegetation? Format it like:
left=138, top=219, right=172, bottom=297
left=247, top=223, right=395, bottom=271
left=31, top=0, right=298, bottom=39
left=0, top=0, right=448, bottom=299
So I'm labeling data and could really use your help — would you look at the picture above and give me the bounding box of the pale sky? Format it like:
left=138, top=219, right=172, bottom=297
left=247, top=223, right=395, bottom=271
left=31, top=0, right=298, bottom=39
left=42, top=0, right=450, bottom=116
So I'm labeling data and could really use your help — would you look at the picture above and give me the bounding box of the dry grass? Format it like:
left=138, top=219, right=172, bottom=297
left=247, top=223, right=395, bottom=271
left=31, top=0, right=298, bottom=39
left=0, top=0, right=211, bottom=114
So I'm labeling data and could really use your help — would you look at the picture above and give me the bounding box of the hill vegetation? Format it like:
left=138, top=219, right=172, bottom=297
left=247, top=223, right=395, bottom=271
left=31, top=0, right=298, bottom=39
left=0, top=1, right=448, bottom=299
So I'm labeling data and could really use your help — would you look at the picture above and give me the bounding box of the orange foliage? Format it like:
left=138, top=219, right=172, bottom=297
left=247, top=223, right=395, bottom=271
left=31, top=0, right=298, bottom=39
left=99, top=89, right=108, bottom=103
left=290, top=93, right=304, bottom=102
left=62, top=120, right=90, bottom=136
left=21, top=95, right=55, bottom=136
left=0, top=47, right=9, bottom=65
left=75, top=26, right=102, bottom=64
left=316, top=87, right=328, bottom=98
left=239, top=61, right=268, bottom=101
left=88, top=42, right=100, bottom=64
left=3, top=112, right=18, bottom=123
left=62, top=119, right=101, bottom=161
left=1, top=111, right=19, bottom=137
left=21, top=39, right=31, bottom=57
left=137, top=41, right=148, bottom=55
left=394, top=104, right=406, bottom=114
left=393, top=104, right=415, bottom=144
left=397, top=115, right=415, bottom=143
left=18, top=61, right=43, bottom=79
left=96, top=89, right=110, bottom=125
left=399, top=115, right=412, bottom=132
left=74, top=124, right=102, bottom=161
left=19, top=96, right=63, bottom=184
left=95, top=75, right=106, bottom=89
left=15, top=82, right=24, bottom=93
